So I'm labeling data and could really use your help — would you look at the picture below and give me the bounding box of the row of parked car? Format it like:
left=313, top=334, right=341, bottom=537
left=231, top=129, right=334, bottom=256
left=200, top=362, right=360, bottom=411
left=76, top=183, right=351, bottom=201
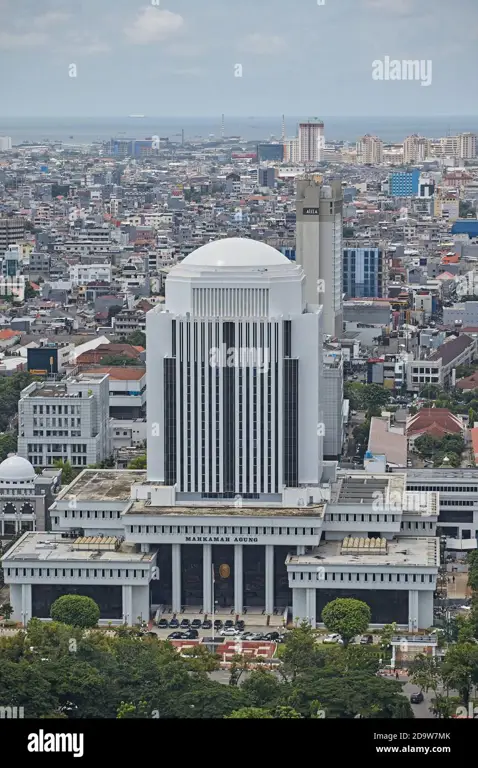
left=158, top=617, right=246, bottom=632
left=322, top=633, right=374, bottom=645
left=166, top=628, right=286, bottom=642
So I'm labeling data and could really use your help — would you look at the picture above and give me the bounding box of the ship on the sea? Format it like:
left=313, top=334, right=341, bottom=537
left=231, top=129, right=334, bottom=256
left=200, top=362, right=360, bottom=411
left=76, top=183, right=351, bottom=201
left=128, top=115, right=146, bottom=118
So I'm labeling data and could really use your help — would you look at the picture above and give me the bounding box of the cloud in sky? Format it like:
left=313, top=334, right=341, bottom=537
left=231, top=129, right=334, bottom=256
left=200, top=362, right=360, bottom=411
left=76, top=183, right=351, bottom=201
left=124, top=7, right=184, bottom=45
left=0, top=0, right=476, bottom=116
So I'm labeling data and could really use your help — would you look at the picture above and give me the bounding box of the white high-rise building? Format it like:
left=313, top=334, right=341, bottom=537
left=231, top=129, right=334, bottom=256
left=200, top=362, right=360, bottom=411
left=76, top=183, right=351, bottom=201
left=356, top=135, right=384, bottom=165
left=459, top=132, right=477, bottom=160
left=298, top=121, right=324, bottom=164
left=0, top=137, right=12, bottom=151
left=295, top=179, right=343, bottom=338
left=283, top=137, right=300, bottom=163
left=403, top=135, right=429, bottom=164
left=147, top=238, right=324, bottom=499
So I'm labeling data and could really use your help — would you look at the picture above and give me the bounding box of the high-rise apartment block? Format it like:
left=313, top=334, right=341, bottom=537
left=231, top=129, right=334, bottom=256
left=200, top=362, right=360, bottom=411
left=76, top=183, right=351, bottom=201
left=459, top=132, right=477, bottom=160
left=0, top=216, right=25, bottom=256
left=298, top=120, right=325, bottom=164
left=356, top=135, right=384, bottom=165
left=403, top=135, right=429, bottom=164
left=0, top=137, right=12, bottom=151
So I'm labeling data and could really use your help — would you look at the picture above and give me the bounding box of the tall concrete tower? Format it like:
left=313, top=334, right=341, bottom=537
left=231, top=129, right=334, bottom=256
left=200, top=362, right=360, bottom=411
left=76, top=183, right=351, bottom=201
left=295, top=178, right=343, bottom=338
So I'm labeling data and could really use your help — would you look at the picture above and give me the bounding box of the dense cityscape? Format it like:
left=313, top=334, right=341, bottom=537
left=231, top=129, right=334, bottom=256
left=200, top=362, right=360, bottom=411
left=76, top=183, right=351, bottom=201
left=1, top=0, right=478, bottom=750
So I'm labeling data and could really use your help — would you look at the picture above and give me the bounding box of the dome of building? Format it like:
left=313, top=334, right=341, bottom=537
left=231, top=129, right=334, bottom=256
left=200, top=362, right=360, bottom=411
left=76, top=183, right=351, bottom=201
left=0, top=454, right=36, bottom=482
left=181, top=238, right=290, bottom=268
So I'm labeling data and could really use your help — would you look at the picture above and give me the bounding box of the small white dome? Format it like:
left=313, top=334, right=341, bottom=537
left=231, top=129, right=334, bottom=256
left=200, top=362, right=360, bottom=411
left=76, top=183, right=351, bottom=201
left=0, top=454, right=36, bottom=482
left=181, top=237, right=290, bottom=268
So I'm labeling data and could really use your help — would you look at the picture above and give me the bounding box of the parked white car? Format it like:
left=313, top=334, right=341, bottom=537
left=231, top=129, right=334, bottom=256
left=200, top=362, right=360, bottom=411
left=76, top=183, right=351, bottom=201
left=219, top=627, right=241, bottom=637
left=322, top=633, right=343, bottom=644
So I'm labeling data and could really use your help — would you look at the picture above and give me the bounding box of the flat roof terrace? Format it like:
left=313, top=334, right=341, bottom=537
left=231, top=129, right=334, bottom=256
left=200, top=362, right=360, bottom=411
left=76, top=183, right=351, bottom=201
left=2, top=533, right=155, bottom=563
left=56, top=469, right=147, bottom=502
left=126, top=500, right=326, bottom=518
left=331, top=473, right=406, bottom=505
left=286, top=536, right=439, bottom=568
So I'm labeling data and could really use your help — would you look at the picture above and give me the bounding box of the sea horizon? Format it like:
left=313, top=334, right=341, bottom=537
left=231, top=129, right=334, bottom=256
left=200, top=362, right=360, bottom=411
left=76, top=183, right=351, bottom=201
left=1, top=115, right=478, bottom=146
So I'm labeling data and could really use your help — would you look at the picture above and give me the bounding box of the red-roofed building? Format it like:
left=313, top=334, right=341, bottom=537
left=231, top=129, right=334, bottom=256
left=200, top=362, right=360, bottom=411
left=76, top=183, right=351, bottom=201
left=0, top=329, right=22, bottom=349
left=407, top=409, right=463, bottom=446
left=456, top=371, right=478, bottom=391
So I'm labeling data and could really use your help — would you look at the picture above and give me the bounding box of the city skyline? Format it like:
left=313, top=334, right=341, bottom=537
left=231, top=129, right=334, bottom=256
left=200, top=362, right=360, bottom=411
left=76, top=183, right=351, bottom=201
left=0, top=0, right=477, bottom=117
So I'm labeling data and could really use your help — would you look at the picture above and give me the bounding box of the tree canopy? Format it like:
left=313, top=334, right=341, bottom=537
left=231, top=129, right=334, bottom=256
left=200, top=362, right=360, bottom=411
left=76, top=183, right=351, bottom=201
left=0, top=617, right=412, bottom=719
left=127, top=454, right=147, bottom=470
left=321, top=598, right=371, bottom=646
left=50, top=595, right=100, bottom=628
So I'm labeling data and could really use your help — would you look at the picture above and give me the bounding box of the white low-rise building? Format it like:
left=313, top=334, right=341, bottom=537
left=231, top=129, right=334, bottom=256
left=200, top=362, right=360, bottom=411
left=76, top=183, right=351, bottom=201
left=1, top=468, right=439, bottom=629
left=3, top=532, right=156, bottom=625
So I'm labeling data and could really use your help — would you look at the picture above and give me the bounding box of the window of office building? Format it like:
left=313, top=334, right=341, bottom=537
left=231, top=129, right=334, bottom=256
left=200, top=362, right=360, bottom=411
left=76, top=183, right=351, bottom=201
left=243, top=545, right=265, bottom=608
left=316, top=588, right=408, bottom=625
left=274, top=545, right=292, bottom=609
left=32, top=584, right=122, bottom=619
left=181, top=545, right=203, bottom=606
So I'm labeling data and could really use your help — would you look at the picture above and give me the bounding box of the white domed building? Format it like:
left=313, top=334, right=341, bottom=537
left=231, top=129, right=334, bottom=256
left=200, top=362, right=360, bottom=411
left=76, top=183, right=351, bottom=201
left=0, top=454, right=61, bottom=539
left=147, top=236, right=325, bottom=493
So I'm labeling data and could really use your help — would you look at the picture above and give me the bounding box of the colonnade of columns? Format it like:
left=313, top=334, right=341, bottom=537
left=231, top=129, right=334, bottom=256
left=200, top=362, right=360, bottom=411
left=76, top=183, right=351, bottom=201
left=170, top=543, right=277, bottom=614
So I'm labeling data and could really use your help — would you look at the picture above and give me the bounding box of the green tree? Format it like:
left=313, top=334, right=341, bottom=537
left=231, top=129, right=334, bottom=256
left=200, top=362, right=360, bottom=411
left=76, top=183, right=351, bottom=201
left=128, top=455, right=147, bottom=470
left=0, top=602, right=13, bottom=620
left=442, top=644, right=478, bottom=709
left=0, top=434, right=18, bottom=462
left=108, top=305, right=123, bottom=322
left=126, top=331, right=146, bottom=348
left=280, top=621, right=320, bottom=681
left=50, top=595, right=100, bottom=628
left=53, top=460, right=76, bottom=485
left=225, top=707, right=273, bottom=719
left=273, top=705, right=303, bottom=718
left=24, top=282, right=38, bottom=300
left=321, top=598, right=371, bottom=647
left=101, top=355, right=142, bottom=367
left=240, top=669, right=282, bottom=707
left=117, top=700, right=150, bottom=718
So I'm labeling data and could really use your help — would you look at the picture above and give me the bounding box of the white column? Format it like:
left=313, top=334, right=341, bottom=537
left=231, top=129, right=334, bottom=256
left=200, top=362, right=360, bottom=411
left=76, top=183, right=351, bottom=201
left=21, top=584, right=32, bottom=626
left=140, top=543, right=150, bottom=553
left=292, top=588, right=306, bottom=624
left=234, top=544, right=243, bottom=614
left=172, top=544, right=181, bottom=612
left=297, top=545, right=305, bottom=555
left=265, top=544, right=274, bottom=614
left=203, top=544, right=212, bottom=614
left=408, top=589, right=419, bottom=631
left=306, top=588, right=316, bottom=627
left=122, top=585, right=133, bottom=625
left=391, top=644, right=396, bottom=667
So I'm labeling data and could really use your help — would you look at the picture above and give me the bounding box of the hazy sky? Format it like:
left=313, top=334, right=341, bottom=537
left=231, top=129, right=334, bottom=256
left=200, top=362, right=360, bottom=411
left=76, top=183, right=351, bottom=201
left=0, top=0, right=477, bottom=117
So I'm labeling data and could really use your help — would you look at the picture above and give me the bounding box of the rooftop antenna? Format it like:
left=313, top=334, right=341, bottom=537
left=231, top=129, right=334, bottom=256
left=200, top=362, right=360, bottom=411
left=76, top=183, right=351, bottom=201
left=281, top=114, right=285, bottom=141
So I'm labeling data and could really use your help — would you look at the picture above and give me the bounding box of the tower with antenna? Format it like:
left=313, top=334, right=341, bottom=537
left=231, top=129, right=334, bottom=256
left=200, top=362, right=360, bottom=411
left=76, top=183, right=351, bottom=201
left=281, top=114, right=285, bottom=141
left=221, top=113, right=225, bottom=140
